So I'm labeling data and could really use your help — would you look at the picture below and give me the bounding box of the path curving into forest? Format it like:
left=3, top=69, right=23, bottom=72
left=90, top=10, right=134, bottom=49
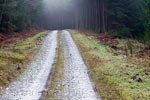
left=0, top=31, right=58, bottom=100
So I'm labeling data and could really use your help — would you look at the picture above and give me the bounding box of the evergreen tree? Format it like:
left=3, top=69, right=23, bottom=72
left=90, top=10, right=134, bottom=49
left=145, top=0, right=150, bottom=44
left=107, top=0, right=145, bottom=38
left=0, top=0, right=43, bottom=32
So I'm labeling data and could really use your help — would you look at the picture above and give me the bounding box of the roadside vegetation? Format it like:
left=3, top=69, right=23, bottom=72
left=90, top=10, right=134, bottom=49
left=70, top=30, right=150, bottom=100
left=0, top=30, right=48, bottom=94
left=44, top=31, right=65, bottom=100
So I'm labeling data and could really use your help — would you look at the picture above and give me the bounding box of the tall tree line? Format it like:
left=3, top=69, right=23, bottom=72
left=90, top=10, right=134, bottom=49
left=41, top=0, right=148, bottom=38
left=145, top=0, right=150, bottom=44
left=0, top=0, right=150, bottom=43
left=0, top=0, right=43, bottom=33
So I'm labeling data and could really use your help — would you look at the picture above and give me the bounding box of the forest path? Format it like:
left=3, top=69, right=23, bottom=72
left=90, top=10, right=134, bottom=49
left=53, top=30, right=100, bottom=100
left=0, top=31, right=58, bottom=100
left=0, top=30, right=100, bottom=100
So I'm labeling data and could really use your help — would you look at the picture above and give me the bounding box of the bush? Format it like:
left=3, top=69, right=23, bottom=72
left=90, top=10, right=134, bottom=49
left=113, top=27, right=131, bottom=38
left=145, top=31, right=150, bottom=44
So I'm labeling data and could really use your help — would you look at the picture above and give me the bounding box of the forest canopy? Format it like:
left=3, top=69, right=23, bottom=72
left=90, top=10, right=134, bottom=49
left=0, top=0, right=150, bottom=43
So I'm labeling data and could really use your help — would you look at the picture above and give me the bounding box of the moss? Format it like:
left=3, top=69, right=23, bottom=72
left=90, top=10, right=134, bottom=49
left=70, top=30, right=150, bottom=100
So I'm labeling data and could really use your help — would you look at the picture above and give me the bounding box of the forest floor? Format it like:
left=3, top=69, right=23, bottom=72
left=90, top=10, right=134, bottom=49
left=70, top=30, right=150, bottom=100
left=0, top=29, right=49, bottom=95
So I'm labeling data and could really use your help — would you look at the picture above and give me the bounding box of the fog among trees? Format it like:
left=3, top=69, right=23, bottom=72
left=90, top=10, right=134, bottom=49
left=0, top=0, right=150, bottom=43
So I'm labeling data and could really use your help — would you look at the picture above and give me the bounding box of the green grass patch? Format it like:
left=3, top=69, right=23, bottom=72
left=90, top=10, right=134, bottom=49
left=14, top=31, right=48, bottom=50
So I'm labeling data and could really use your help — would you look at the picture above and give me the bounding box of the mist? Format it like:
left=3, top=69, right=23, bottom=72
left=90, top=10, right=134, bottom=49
left=41, top=0, right=76, bottom=30
left=43, top=0, right=72, bottom=11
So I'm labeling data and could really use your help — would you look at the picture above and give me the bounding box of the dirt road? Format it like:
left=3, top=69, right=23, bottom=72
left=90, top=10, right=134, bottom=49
left=0, top=30, right=100, bottom=100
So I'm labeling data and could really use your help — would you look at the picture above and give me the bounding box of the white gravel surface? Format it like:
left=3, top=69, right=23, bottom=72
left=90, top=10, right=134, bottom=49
left=0, top=31, right=58, bottom=100
left=60, top=30, right=100, bottom=100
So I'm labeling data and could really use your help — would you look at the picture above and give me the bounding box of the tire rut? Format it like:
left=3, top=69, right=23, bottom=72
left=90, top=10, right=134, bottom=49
left=59, top=30, right=100, bottom=100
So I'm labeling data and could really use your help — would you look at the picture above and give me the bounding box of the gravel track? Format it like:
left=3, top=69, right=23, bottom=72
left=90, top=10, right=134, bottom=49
left=0, top=31, right=58, bottom=100
left=0, top=30, right=101, bottom=100
left=60, top=30, right=101, bottom=100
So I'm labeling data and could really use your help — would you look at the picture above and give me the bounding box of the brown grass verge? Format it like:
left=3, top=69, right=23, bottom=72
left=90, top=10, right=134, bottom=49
left=0, top=30, right=49, bottom=95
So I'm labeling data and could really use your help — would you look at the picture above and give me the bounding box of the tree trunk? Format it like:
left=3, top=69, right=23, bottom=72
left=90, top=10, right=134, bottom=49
left=0, top=0, right=6, bottom=26
left=102, top=0, right=105, bottom=32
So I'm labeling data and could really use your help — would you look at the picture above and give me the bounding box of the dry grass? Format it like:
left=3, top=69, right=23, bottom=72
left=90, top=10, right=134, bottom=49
left=72, top=39, right=122, bottom=100
left=44, top=31, right=65, bottom=100
left=70, top=30, right=150, bottom=100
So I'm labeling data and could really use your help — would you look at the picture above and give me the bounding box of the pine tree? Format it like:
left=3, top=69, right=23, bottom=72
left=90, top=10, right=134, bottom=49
left=145, top=0, right=150, bottom=44
left=0, top=0, right=44, bottom=32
